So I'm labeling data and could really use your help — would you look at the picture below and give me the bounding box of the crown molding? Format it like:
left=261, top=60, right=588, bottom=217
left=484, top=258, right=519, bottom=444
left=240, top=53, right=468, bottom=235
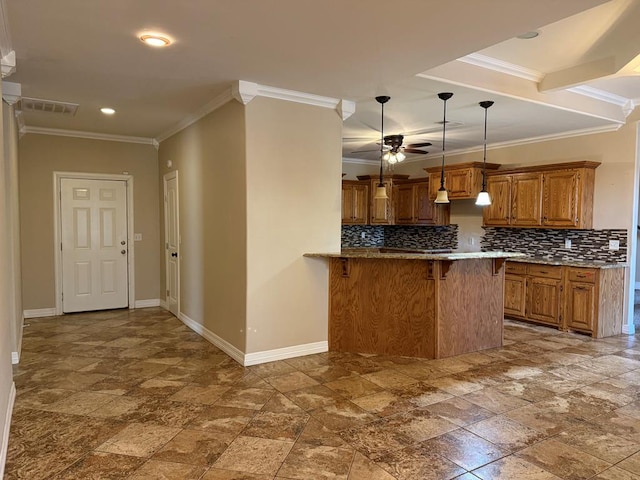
left=395, top=124, right=623, bottom=166
left=567, top=85, right=630, bottom=107
left=156, top=88, right=234, bottom=143
left=23, top=126, right=156, bottom=145
left=457, top=53, right=543, bottom=82
left=2, top=80, right=20, bottom=105
left=156, top=80, right=356, bottom=144
left=341, top=157, right=379, bottom=166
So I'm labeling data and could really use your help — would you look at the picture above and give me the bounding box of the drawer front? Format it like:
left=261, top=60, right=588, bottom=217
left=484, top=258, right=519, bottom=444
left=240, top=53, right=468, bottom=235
left=505, top=262, right=527, bottom=275
left=527, top=264, right=562, bottom=279
left=567, top=268, right=597, bottom=283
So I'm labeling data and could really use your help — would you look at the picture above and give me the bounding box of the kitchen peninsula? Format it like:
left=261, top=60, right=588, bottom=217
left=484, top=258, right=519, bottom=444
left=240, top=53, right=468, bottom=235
left=305, top=250, right=525, bottom=359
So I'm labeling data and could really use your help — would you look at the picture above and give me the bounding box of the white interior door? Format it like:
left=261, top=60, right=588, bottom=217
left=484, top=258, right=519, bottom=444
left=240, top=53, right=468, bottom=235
left=61, top=178, right=128, bottom=312
left=164, top=172, right=180, bottom=317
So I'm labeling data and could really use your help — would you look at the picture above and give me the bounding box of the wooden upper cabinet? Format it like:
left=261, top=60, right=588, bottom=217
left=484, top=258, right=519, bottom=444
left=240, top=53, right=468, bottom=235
left=542, top=170, right=580, bottom=227
left=356, top=174, right=410, bottom=225
left=483, top=176, right=512, bottom=226
left=341, top=181, right=369, bottom=225
left=483, top=161, right=599, bottom=229
left=393, top=178, right=449, bottom=225
left=425, top=162, right=501, bottom=200
left=511, top=173, right=542, bottom=226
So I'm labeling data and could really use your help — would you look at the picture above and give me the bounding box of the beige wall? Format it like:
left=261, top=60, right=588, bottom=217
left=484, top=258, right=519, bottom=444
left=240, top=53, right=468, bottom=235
left=0, top=82, right=16, bottom=477
left=158, top=101, right=248, bottom=352
left=18, top=135, right=160, bottom=309
left=244, top=97, right=342, bottom=354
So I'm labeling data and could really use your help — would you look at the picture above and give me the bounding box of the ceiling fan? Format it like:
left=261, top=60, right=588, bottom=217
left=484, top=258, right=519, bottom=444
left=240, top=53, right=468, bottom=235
left=351, top=134, right=431, bottom=158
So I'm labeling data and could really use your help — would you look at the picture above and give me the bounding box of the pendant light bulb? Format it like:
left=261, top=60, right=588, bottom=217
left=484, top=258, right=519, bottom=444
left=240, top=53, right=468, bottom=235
left=476, top=100, right=494, bottom=207
left=375, top=95, right=391, bottom=200
left=435, top=92, right=453, bottom=204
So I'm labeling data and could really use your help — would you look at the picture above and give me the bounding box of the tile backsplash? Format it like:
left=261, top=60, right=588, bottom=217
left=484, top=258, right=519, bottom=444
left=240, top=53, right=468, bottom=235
left=481, top=227, right=627, bottom=263
left=342, top=225, right=458, bottom=250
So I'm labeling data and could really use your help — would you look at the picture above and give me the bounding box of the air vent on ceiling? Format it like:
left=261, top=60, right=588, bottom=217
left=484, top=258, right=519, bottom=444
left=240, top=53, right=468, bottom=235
left=20, top=97, right=79, bottom=116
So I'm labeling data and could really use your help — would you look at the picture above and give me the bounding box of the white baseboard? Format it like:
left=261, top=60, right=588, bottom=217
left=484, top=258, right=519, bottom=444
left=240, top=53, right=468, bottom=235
left=11, top=352, right=18, bottom=365
left=134, top=299, right=161, bottom=308
left=160, top=299, right=168, bottom=310
left=0, top=382, right=16, bottom=479
left=23, top=308, right=56, bottom=319
left=244, top=341, right=328, bottom=366
left=177, top=312, right=328, bottom=366
left=623, top=323, right=636, bottom=335
left=178, top=313, right=245, bottom=365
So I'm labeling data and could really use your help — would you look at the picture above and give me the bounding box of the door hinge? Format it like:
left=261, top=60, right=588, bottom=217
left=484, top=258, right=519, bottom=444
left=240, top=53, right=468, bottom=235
left=166, top=289, right=169, bottom=297
left=166, top=242, right=169, bottom=249
left=60, top=243, right=63, bottom=251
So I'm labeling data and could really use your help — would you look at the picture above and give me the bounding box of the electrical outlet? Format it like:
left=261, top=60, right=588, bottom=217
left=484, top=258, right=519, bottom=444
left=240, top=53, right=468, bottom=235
left=609, top=240, right=620, bottom=250
left=134, top=233, right=143, bottom=241
left=564, top=239, right=571, bottom=249
left=360, top=232, right=366, bottom=239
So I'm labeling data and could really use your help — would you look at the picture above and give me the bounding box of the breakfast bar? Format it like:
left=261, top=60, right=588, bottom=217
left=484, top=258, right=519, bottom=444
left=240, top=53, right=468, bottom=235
left=305, top=251, right=525, bottom=359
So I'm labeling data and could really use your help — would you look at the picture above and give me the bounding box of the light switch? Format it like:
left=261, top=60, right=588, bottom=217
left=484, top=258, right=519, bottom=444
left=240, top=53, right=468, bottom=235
left=609, top=240, right=620, bottom=250
left=134, top=233, right=143, bottom=241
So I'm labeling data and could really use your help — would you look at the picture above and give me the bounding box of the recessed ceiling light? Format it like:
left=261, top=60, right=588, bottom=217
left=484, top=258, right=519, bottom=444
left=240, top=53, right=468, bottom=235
left=516, top=31, right=540, bottom=40
left=139, top=34, right=171, bottom=47
left=100, top=107, right=116, bottom=115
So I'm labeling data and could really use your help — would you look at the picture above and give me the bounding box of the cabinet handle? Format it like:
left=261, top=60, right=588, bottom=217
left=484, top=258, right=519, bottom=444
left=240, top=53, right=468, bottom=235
left=575, top=274, right=588, bottom=279
left=538, top=270, right=548, bottom=274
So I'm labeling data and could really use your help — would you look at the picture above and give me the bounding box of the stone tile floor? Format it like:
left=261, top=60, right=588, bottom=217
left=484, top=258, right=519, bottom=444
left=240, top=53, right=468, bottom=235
left=5, top=307, right=640, bottom=479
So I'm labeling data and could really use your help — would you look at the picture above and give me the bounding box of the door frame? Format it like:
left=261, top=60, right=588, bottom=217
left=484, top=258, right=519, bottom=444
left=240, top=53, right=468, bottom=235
left=163, top=171, right=180, bottom=316
left=53, top=171, right=135, bottom=315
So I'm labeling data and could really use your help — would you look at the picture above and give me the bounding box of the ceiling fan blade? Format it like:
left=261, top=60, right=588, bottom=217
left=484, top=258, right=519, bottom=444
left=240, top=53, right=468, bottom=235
left=406, top=142, right=432, bottom=148
left=403, top=149, right=428, bottom=154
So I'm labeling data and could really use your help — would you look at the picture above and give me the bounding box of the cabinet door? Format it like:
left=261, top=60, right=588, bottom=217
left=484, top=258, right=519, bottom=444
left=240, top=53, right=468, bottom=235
left=370, top=180, right=393, bottom=224
left=352, top=184, right=369, bottom=224
left=429, top=172, right=443, bottom=199
left=483, top=175, right=512, bottom=226
left=512, top=173, right=542, bottom=226
left=341, top=185, right=355, bottom=223
left=527, top=276, right=561, bottom=326
left=504, top=274, right=526, bottom=318
left=565, top=281, right=596, bottom=332
left=395, top=184, right=415, bottom=224
left=447, top=169, right=473, bottom=198
left=542, top=170, right=579, bottom=227
left=415, top=182, right=437, bottom=224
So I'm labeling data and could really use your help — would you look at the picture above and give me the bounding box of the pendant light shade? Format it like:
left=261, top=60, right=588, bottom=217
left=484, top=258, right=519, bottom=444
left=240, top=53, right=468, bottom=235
left=434, top=92, right=453, bottom=204
left=475, top=100, right=494, bottom=206
left=374, top=95, right=390, bottom=200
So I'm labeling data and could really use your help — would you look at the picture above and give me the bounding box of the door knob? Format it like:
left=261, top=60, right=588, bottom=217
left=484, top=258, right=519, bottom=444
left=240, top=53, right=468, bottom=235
left=121, top=250, right=126, bottom=255
left=171, top=252, right=178, bottom=257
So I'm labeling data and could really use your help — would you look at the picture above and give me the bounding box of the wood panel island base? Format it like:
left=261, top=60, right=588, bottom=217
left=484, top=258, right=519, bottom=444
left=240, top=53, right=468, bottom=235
left=306, top=252, right=524, bottom=359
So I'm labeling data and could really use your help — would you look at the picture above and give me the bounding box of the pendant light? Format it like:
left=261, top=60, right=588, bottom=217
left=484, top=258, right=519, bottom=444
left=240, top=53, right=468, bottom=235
left=374, top=95, right=390, bottom=199
left=434, top=92, right=453, bottom=204
left=475, top=100, right=494, bottom=206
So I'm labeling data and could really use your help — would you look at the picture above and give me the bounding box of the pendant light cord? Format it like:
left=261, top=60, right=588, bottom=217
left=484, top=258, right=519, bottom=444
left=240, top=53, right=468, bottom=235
left=379, top=100, right=385, bottom=187
left=440, top=98, right=447, bottom=190
left=482, top=105, right=488, bottom=191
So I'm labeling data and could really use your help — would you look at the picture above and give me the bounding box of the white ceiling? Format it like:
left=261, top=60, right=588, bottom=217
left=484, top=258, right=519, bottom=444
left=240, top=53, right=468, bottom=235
left=5, top=0, right=636, bottom=162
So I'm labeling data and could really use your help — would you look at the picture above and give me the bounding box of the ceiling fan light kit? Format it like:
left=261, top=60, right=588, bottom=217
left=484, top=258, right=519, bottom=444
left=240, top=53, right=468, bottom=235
left=475, top=100, right=494, bottom=207
left=434, top=92, right=453, bottom=204
left=374, top=95, right=390, bottom=200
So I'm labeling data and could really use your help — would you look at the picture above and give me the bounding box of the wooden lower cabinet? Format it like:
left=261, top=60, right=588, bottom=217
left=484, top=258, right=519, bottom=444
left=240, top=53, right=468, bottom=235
left=504, top=262, right=625, bottom=338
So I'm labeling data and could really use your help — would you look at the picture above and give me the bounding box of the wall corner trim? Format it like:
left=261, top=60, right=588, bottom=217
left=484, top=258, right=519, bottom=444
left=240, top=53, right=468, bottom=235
left=0, top=382, right=16, bottom=478
left=178, top=313, right=245, bottom=365
left=23, top=308, right=56, bottom=319
left=10, top=352, right=18, bottom=364
left=231, top=80, right=258, bottom=105
left=133, top=299, right=161, bottom=309
left=337, top=99, right=356, bottom=120
left=243, top=341, right=329, bottom=366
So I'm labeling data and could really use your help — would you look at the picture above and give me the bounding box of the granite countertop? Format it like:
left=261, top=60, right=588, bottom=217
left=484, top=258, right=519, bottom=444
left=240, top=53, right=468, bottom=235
left=304, top=251, right=527, bottom=261
left=506, top=256, right=627, bottom=269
